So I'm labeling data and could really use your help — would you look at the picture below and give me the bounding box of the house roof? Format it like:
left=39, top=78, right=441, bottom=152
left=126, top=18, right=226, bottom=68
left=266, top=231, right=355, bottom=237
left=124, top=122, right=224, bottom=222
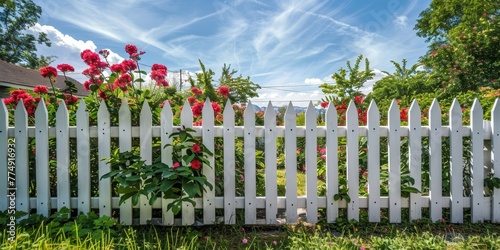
left=0, top=60, right=89, bottom=97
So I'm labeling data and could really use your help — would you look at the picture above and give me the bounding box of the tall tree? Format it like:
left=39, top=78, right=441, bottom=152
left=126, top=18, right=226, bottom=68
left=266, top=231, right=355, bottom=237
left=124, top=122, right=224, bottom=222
left=0, top=0, right=53, bottom=68
left=320, top=54, right=374, bottom=98
left=415, top=0, right=500, bottom=94
left=218, top=63, right=260, bottom=104
left=369, top=59, right=430, bottom=102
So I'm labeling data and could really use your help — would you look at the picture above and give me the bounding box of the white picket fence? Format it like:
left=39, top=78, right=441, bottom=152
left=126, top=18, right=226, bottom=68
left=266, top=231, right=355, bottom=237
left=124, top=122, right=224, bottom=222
left=1, top=97, right=500, bottom=225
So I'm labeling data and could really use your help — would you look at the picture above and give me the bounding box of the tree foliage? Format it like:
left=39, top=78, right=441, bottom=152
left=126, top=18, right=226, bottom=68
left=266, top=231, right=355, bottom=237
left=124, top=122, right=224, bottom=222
left=218, top=63, right=260, bottom=104
left=0, top=0, right=53, bottom=68
left=320, top=54, right=374, bottom=99
left=368, top=59, right=432, bottom=103
left=415, top=0, right=500, bottom=95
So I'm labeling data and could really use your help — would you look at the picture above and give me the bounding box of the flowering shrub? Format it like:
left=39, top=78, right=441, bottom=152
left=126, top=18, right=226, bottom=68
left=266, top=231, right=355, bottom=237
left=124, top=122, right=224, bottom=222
left=102, top=126, right=213, bottom=215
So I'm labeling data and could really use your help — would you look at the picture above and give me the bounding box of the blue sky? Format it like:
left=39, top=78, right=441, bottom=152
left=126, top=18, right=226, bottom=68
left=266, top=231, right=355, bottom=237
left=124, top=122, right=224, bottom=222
left=32, top=0, right=432, bottom=106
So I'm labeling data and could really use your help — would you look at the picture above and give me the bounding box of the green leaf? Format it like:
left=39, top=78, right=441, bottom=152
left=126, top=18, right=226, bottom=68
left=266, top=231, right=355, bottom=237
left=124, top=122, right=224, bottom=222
left=160, top=179, right=177, bottom=192
left=183, top=182, right=199, bottom=197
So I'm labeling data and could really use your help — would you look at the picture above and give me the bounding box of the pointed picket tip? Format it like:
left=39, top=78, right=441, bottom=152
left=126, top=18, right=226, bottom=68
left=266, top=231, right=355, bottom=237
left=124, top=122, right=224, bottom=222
left=429, top=98, right=441, bottom=112
left=35, top=98, right=48, bottom=115
left=409, top=99, right=420, bottom=114
left=264, top=101, right=275, bottom=118
left=223, top=99, right=234, bottom=116
left=306, top=101, right=315, bottom=113
left=471, top=98, right=483, bottom=113
left=77, top=99, right=87, bottom=114
left=97, top=100, right=109, bottom=116
left=56, top=101, right=68, bottom=115
left=325, top=101, right=337, bottom=121
left=162, top=100, right=172, bottom=113
left=285, top=101, right=294, bottom=115
left=492, top=98, right=500, bottom=117
left=141, top=100, right=152, bottom=115
left=15, top=99, right=27, bottom=115
left=346, top=99, right=357, bottom=115
left=450, top=98, right=462, bottom=113
left=181, top=99, right=192, bottom=116
left=388, top=99, right=399, bottom=113
left=368, top=99, right=379, bottom=113
left=244, top=100, right=255, bottom=115
left=0, top=98, right=7, bottom=113
left=202, top=98, right=214, bottom=113
left=119, top=98, right=130, bottom=111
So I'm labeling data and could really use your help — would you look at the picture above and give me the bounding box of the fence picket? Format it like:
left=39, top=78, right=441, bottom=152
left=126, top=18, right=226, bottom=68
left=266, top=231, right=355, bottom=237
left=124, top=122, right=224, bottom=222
left=264, top=101, right=278, bottom=224
left=471, top=99, right=484, bottom=223
left=35, top=99, right=50, bottom=216
left=118, top=99, right=133, bottom=225
left=139, top=101, right=153, bottom=224
left=325, top=102, right=339, bottom=223
left=0, top=101, right=7, bottom=211
left=346, top=100, right=359, bottom=221
left=409, top=100, right=422, bottom=221
left=388, top=100, right=402, bottom=223
left=449, top=99, right=464, bottom=223
left=15, top=101, right=29, bottom=218
left=223, top=99, right=236, bottom=224
left=14, top=99, right=30, bottom=218
left=98, top=101, right=111, bottom=216
left=367, top=100, right=381, bottom=222
left=244, top=101, right=257, bottom=224
left=285, top=102, right=297, bottom=223
left=429, top=99, right=442, bottom=222
left=305, top=101, right=318, bottom=223
left=202, top=98, right=216, bottom=224
left=160, top=101, right=174, bottom=225
left=76, top=100, right=90, bottom=214
left=56, top=102, right=70, bottom=211
left=181, top=100, right=195, bottom=225
left=491, top=99, right=500, bottom=223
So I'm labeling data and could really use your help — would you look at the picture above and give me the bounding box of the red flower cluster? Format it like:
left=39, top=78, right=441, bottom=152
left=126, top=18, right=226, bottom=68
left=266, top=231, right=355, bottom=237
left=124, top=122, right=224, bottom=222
left=217, top=86, right=230, bottom=98
left=150, top=63, right=168, bottom=86
left=40, top=66, right=58, bottom=79
left=64, top=94, right=79, bottom=105
left=400, top=107, right=409, bottom=121
left=114, top=73, right=133, bottom=89
left=192, top=144, right=201, bottom=153
left=57, top=64, right=75, bottom=73
left=320, top=101, right=329, bottom=108
left=190, top=159, right=201, bottom=171
left=191, top=87, right=203, bottom=96
left=34, top=85, right=49, bottom=94
left=125, top=44, right=137, bottom=56
left=192, top=101, right=204, bottom=117
left=211, top=102, right=222, bottom=114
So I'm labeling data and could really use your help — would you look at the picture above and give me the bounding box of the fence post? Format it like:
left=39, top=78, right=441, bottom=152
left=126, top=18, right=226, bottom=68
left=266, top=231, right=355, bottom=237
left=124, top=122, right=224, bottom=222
left=449, top=99, right=464, bottom=223
left=409, top=100, right=422, bottom=221
left=35, top=99, right=50, bottom=216
left=118, top=99, right=133, bottom=225
left=285, top=102, right=297, bottom=223
left=388, top=99, right=401, bottom=223
left=367, top=100, right=380, bottom=222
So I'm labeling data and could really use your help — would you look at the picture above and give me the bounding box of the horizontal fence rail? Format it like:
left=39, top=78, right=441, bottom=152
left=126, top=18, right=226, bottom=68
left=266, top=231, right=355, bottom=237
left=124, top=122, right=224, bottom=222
left=1, top=98, right=500, bottom=225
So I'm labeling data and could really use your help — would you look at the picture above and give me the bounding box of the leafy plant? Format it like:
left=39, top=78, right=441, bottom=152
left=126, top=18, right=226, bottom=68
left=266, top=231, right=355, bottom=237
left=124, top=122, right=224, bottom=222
left=102, top=126, right=213, bottom=215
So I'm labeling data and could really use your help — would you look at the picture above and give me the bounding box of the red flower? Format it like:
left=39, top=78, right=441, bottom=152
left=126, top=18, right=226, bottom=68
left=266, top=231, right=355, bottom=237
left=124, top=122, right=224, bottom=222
left=114, top=73, right=133, bottom=89
left=320, top=101, right=329, bottom=108
left=192, top=144, right=201, bottom=153
left=400, top=107, right=409, bottom=121
left=151, top=63, right=167, bottom=71
left=80, top=49, right=101, bottom=66
left=125, top=44, right=138, bottom=56
left=64, top=94, right=79, bottom=105
left=192, top=102, right=204, bottom=117
left=150, top=69, right=168, bottom=86
left=3, top=97, right=14, bottom=105
left=217, top=86, right=230, bottom=98
left=33, top=85, right=49, bottom=94
left=190, top=160, right=201, bottom=170
left=172, top=162, right=180, bottom=169
left=191, top=87, right=203, bottom=96
left=193, top=120, right=203, bottom=126
left=40, top=66, right=58, bottom=79
left=354, top=95, right=365, bottom=105
left=110, top=64, right=125, bottom=73
left=121, top=59, right=137, bottom=71
left=187, top=96, right=197, bottom=105
left=211, top=102, right=222, bottom=114
left=57, top=64, right=75, bottom=73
